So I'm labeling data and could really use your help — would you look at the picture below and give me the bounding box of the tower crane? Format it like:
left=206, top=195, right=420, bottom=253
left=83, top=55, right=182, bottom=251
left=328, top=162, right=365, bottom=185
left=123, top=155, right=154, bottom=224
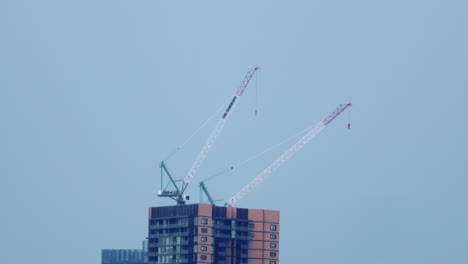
left=158, top=66, right=260, bottom=205
left=224, top=102, right=352, bottom=207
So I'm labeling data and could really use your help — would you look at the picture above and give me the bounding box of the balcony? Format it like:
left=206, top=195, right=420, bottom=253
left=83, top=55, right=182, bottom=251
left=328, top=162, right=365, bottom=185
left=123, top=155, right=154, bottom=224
left=237, top=235, right=251, bottom=240
left=235, top=226, right=249, bottom=231
left=170, top=232, right=189, bottom=237
left=214, top=224, right=232, bottom=230
left=217, top=242, right=226, bottom=247
left=149, top=222, right=190, bottom=230
left=214, top=233, right=231, bottom=239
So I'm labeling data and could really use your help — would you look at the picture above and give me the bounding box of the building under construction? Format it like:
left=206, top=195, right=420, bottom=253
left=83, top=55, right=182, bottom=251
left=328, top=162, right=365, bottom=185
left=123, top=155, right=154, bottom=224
left=151, top=66, right=351, bottom=264
left=148, top=204, right=279, bottom=264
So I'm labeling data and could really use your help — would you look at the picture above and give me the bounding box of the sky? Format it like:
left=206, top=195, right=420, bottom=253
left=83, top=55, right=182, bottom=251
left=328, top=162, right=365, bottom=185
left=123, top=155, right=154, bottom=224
left=1, top=1, right=468, bottom=263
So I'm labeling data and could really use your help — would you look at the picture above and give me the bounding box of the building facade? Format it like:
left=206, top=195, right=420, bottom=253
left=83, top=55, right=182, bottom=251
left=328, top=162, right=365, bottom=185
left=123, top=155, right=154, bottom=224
left=102, top=240, right=148, bottom=264
left=148, top=204, right=279, bottom=264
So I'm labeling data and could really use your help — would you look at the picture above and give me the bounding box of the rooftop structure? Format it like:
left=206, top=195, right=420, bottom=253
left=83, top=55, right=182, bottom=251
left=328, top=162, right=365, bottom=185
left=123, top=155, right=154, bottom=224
left=102, top=240, right=148, bottom=264
left=148, top=204, right=279, bottom=264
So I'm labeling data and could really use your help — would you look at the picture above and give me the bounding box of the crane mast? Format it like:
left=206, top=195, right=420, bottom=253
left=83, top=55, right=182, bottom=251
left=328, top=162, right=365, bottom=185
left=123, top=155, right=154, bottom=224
left=224, top=102, right=352, bottom=207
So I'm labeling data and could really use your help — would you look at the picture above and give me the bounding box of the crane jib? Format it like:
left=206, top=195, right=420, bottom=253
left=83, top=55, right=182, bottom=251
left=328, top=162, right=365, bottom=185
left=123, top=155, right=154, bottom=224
left=222, top=96, right=237, bottom=119
left=224, top=102, right=352, bottom=207
left=159, top=66, right=260, bottom=205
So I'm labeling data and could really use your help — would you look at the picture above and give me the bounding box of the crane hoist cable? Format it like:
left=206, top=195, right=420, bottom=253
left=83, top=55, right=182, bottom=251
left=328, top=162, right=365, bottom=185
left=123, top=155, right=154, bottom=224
left=181, top=66, right=260, bottom=193
left=224, top=102, right=352, bottom=207
left=158, top=66, right=260, bottom=205
left=200, top=121, right=321, bottom=183
left=162, top=96, right=232, bottom=162
left=198, top=122, right=320, bottom=206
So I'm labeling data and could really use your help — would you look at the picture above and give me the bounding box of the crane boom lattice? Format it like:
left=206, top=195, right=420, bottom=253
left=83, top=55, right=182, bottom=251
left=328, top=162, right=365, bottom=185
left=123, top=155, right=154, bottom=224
left=224, top=102, right=352, bottom=207
left=181, top=66, right=260, bottom=193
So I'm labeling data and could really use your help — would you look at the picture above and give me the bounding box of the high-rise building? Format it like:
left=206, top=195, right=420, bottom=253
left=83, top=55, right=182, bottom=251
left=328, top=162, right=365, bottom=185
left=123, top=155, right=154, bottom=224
left=102, top=240, right=148, bottom=264
left=148, top=204, right=279, bottom=264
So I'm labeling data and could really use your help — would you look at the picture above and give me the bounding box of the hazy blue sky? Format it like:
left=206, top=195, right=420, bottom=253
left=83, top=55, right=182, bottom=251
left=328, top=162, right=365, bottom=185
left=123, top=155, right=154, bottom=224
left=1, top=1, right=467, bottom=263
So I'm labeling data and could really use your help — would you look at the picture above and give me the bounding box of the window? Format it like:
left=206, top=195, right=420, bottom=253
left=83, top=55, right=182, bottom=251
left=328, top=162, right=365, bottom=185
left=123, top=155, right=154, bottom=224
left=201, top=237, right=208, bottom=242
left=270, top=243, right=276, bottom=248
left=270, top=224, right=277, bottom=231
left=201, top=246, right=207, bottom=251
left=249, top=232, right=254, bottom=238
left=201, top=255, right=207, bottom=260
left=270, top=261, right=276, bottom=264
left=201, top=218, right=208, bottom=224
left=201, top=228, right=208, bottom=233
left=270, top=252, right=277, bottom=257
left=270, top=234, right=277, bottom=239
left=249, top=223, right=255, bottom=228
